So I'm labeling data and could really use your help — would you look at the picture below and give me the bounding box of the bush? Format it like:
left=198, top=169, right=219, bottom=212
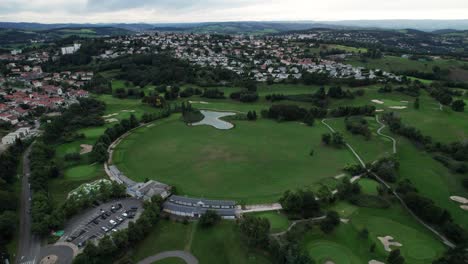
left=199, top=210, right=221, bottom=227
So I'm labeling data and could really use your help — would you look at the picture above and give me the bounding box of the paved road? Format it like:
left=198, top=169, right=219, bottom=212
left=39, top=245, right=74, bottom=264
left=137, top=251, right=199, bottom=264
left=16, top=145, right=42, bottom=264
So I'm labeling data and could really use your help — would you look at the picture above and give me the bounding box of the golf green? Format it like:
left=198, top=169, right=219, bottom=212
left=113, top=115, right=356, bottom=202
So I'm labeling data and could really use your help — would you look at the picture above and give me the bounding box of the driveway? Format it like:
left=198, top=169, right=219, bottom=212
left=137, top=251, right=198, bottom=264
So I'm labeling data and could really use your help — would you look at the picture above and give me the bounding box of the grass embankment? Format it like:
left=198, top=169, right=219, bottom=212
left=113, top=117, right=356, bottom=203
left=132, top=220, right=271, bottom=264
left=303, top=201, right=446, bottom=264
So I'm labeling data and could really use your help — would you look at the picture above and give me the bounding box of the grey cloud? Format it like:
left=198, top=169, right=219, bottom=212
left=85, top=0, right=258, bottom=12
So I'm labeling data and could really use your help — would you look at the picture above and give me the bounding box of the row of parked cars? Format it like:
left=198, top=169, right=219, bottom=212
left=66, top=204, right=138, bottom=246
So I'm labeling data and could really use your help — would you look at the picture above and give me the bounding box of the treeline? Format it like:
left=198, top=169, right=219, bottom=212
left=0, top=140, right=27, bottom=257
left=42, top=98, right=105, bottom=143
left=265, top=86, right=365, bottom=108
left=397, top=180, right=467, bottom=244
left=426, top=83, right=465, bottom=112
left=261, top=104, right=374, bottom=125
left=73, top=199, right=162, bottom=264
left=382, top=112, right=467, bottom=174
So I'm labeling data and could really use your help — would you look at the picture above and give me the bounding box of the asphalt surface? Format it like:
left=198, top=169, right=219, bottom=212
left=16, top=145, right=42, bottom=264
left=137, top=251, right=199, bottom=264
left=38, top=245, right=74, bottom=264
left=62, top=198, right=143, bottom=247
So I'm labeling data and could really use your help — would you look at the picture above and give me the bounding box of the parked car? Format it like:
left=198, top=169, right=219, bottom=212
left=122, top=212, right=128, bottom=218
left=116, top=216, right=123, bottom=222
left=109, top=219, right=117, bottom=226
left=101, top=226, right=109, bottom=232
left=92, top=219, right=99, bottom=224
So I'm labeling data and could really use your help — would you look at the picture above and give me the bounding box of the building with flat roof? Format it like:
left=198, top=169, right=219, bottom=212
left=163, top=195, right=237, bottom=219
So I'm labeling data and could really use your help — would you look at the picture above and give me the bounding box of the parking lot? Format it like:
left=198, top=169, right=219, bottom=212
left=61, top=198, right=143, bottom=248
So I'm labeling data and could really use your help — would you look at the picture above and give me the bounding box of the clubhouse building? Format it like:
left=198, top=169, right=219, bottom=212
left=163, top=195, right=237, bottom=219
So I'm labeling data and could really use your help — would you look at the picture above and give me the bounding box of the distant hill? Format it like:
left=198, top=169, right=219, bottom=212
left=0, top=26, right=134, bottom=46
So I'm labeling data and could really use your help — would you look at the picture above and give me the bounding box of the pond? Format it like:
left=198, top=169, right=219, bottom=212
left=190, top=110, right=236, bottom=130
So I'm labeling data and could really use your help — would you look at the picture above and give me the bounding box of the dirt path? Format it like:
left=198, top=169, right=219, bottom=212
left=375, top=115, right=397, bottom=154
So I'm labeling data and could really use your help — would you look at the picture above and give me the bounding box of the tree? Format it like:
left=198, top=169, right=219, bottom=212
left=387, top=249, right=405, bottom=264
left=239, top=215, right=270, bottom=248
left=414, top=97, right=420, bottom=109
left=451, top=100, right=466, bottom=112
left=199, top=210, right=221, bottom=227
left=320, top=211, right=340, bottom=234
left=321, top=133, right=331, bottom=145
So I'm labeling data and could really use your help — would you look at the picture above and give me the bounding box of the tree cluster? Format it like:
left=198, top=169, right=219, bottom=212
left=321, top=132, right=345, bottom=147
left=279, top=189, right=321, bottom=218
left=345, top=116, right=371, bottom=140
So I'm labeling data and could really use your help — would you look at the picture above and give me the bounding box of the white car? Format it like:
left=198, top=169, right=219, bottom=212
left=112, top=229, right=118, bottom=232
left=109, top=220, right=117, bottom=225
left=101, top=226, right=109, bottom=232
left=122, top=213, right=128, bottom=218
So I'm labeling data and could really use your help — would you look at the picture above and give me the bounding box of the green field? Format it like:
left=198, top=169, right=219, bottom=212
left=113, top=115, right=356, bottom=203
left=49, top=163, right=105, bottom=205
left=303, top=202, right=446, bottom=264
left=346, top=55, right=465, bottom=74
left=133, top=220, right=271, bottom=264
left=248, top=211, right=290, bottom=233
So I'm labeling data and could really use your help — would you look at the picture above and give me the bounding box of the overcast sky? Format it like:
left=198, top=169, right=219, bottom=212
left=1, top=0, right=467, bottom=23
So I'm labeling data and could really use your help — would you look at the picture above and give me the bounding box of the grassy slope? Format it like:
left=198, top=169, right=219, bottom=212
left=248, top=211, right=290, bottom=233
left=345, top=55, right=465, bottom=73
left=113, top=116, right=356, bottom=203
left=304, top=201, right=446, bottom=264
left=132, top=220, right=271, bottom=264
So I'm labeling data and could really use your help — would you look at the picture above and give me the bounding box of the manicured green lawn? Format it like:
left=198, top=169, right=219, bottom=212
left=249, top=211, right=290, bottom=233
left=304, top=202, right=446, bottom=264
left=132, top=220, right=194, bottom=261
left=325, top=117, right=393, bottom=163
left=358, top=178, right=380, bottom=195
left=329, top=86, right=468, bottom=143
left=133, top=220, right=271, bottom=264
left=396, top=137, right=468, bottom=229
left=113, top=116, right=356, bottom=203
left=346, top=55, right=465, bottom=73
left=49, top=163, right=105, bottom=206
left=191, top=221, right=271, bottom=264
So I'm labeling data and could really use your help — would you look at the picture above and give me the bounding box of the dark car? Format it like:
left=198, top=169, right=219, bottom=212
left=92, top=219, right=99, bottom=224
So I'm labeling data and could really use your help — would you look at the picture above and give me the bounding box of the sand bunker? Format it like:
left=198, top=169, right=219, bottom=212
left=450, top=196, right=468, bottom=204
left=372, top=99, right=384, bottom=104
left=147, top=124, right=155, bottom=128
left=369, top=260, right=385, bottom=264
left=121, top=110, right=136, bottom=113
left=340, top=218, right=349, bottom=224
left=375, top=109, right=384, bottom=112
left=105, top=118, right=119, bottom=123
left=80, top=144, right=93, bottom=155
left=389, top=106, right=407, bottom=110
left=103, top=113, right=118, bottom=118
left=378, top=236, right=402, bottom=252
left=461, top=205, right=468, bottom=211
